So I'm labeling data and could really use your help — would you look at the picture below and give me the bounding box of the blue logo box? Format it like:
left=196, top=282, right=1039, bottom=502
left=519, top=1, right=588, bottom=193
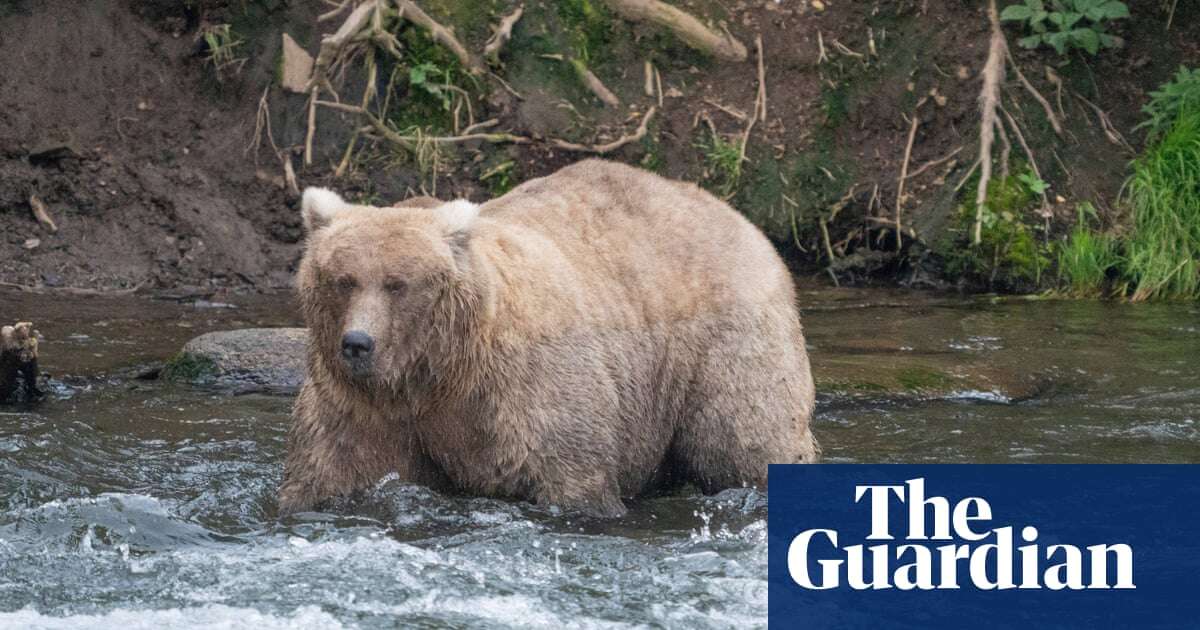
left=767, top=465, right=1200, bottom=629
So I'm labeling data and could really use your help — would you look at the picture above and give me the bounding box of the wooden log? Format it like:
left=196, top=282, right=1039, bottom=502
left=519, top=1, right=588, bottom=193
left=1, top=322, right=42, bottom=403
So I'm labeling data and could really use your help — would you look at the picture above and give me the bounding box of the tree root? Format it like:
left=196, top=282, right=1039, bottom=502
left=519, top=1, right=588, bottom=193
left=972, top=0, right=1006, bottom=246
left=396, top=0, right=484, bottom=75
left=541, top=54, right=620, bottom=108
left=550, top=107, right=657, bottom=154
left=484, top=4, right=523, bottom=64
left=999, top=105, right=1051, bottom=218
left=600, top=0, right=747, bottom=62
left=1006, top=51, right=1062, bottom=137
left=894, top=99, right=924, bottom=252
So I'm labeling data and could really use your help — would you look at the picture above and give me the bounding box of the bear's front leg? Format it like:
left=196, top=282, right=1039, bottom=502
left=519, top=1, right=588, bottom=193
left=278, top=379, right=441, bottom=514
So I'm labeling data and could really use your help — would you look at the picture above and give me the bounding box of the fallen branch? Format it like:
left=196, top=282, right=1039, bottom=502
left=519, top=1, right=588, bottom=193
left=28, top=195, right=57, bottom=233
left=550, top=107, right=657, bottom=153
left=973, top=0, right=1006, bottom=246
left=484, top=4, right=524, bottom=64
left=600, top=0, right=747, bottom=62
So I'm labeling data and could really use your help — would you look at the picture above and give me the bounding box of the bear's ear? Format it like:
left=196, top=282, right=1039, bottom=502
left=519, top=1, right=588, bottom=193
left=301, top=187, right=349, bottom=232
left=434, top=200, right=479, bottom=272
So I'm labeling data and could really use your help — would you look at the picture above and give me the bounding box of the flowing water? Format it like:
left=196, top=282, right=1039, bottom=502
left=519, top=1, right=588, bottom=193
left=0, top=287, right=1197, bottom=628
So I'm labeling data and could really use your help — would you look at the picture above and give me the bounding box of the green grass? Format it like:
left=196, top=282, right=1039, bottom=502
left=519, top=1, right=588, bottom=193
left=1122, top=109, right=1200, bottom=300
left=697, top=129, right=744, bottom=198
left=1056, top=204, right=1121, bottom=296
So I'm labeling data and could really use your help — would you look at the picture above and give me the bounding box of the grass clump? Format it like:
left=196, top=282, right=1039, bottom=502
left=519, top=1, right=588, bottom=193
left=696, top=129, right=744, bottom=198
left=201, top=24, right=246, bottom=79
left=1121, top=108, right=1200, bottom=300
left=1056, top=203, right=1121, bottom=296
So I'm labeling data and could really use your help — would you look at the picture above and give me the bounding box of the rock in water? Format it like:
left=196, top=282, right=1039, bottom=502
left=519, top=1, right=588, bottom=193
left=165, top=328, right=308, bottom=394
left=1, top=322, right=42, bottom=403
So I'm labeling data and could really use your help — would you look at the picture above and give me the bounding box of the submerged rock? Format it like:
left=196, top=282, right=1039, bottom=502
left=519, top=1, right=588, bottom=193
left=164, top=328, right=307, bottom=394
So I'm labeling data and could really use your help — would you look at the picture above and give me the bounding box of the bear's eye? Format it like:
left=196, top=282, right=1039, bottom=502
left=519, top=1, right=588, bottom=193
left=334, top=276, right=357, bottom=291
left=384, top=279, right=408, bottom=297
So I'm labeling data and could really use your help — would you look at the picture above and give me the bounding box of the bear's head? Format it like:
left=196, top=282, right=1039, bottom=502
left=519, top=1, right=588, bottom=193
left=296, top=187, right=484, bottom=385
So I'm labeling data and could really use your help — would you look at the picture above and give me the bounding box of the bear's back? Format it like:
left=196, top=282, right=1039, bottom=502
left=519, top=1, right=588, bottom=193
left=475, top=160, right=794, bottom=324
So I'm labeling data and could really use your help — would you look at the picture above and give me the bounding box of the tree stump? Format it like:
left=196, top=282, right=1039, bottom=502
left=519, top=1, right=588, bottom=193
left=1, top=322, right=42, bottom=403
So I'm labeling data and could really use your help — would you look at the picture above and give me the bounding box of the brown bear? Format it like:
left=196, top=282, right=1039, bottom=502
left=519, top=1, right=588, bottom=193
left=278, top=159, right=818, bottom=517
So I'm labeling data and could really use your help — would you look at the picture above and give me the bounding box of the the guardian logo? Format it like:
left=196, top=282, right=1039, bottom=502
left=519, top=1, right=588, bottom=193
left=788, top=478, right=1135, bottom=591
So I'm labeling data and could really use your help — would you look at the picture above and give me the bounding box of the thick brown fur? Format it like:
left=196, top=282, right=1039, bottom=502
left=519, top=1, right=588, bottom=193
left=279, top=159, right=818, bottom=517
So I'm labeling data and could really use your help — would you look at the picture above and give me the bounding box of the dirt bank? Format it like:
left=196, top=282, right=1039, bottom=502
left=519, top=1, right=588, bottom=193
left=1, top=0, right=1196, bottom=293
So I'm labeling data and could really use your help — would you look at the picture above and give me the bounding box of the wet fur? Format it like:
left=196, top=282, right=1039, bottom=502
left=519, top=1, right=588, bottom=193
left=279, top=160, right=818, bottom=517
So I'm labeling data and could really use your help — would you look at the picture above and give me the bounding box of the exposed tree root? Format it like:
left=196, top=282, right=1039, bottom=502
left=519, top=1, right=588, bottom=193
left=1006, top=51, right=1062, bottom=137
left=972, top=0, right=1006, bottom=246
left=541, top=54, right=620, bottom=107
left=396, top=0, right=484, bottom=75
left=600, top=0, right=747, bottom=62
left=484, top=4, right=523, bottom=64
left=894, top=99, right=924, bottom=252
left=550, top=107, right=657, bottom=154
left=999, top=105, right=1051, bottom=217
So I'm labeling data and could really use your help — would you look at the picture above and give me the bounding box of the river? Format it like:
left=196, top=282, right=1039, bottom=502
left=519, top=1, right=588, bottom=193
left=1, top=287, right=1197, bottom=628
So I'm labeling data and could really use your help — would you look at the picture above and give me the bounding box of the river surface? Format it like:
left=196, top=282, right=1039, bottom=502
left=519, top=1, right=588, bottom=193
left=0, top=287, right=1197, bottom=628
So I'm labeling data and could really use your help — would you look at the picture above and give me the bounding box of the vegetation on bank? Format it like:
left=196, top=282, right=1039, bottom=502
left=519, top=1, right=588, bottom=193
left=192, top=0, right=1195, bottom=300
left=1057, top=66, right=1200, bottom=300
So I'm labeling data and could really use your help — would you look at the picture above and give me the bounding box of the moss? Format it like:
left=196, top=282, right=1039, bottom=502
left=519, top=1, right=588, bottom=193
left=817, top=377, right=890, bottom=394
left=935, top=168, right=1053, bottom=290
left=895, top=366, right=953, bottom=392
left=160, top=352, right=218, bottom=383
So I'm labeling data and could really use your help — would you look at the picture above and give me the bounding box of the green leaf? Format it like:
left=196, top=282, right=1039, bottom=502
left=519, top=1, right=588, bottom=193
left=1098, top=1, right=1129, bottom=19
left=1062, top=12, right=1083, bottom=29
left=1047, top=31, right=1070, bottom=54
left=1072, top=28, right=1100, bottom=54
left=1027, top=0, right=1045, bottom=11
left=1031, top=9, right=1049, bottom=24
left=409, top=62, right=434, bottom=86
left=1019, top=34, right=1044, bottom=49
left=1001, top=4, right=1033, bottom=21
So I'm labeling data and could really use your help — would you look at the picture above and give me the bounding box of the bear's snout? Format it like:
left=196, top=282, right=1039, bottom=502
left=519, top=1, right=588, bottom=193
left=341, top=330, right=375, bottom=368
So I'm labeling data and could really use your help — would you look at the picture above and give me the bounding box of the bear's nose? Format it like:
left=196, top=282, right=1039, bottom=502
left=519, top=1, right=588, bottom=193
left=341, top=330, right=375, bottom=360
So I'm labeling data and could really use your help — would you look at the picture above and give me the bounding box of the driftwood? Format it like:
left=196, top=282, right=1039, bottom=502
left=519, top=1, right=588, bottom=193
left=1, top=322, right=41, bottom=403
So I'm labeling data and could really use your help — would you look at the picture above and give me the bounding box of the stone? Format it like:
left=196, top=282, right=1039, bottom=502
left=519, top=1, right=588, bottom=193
left=165, top=328, right=307, bottom=394
left=280, top=33, right=313, bottom=94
